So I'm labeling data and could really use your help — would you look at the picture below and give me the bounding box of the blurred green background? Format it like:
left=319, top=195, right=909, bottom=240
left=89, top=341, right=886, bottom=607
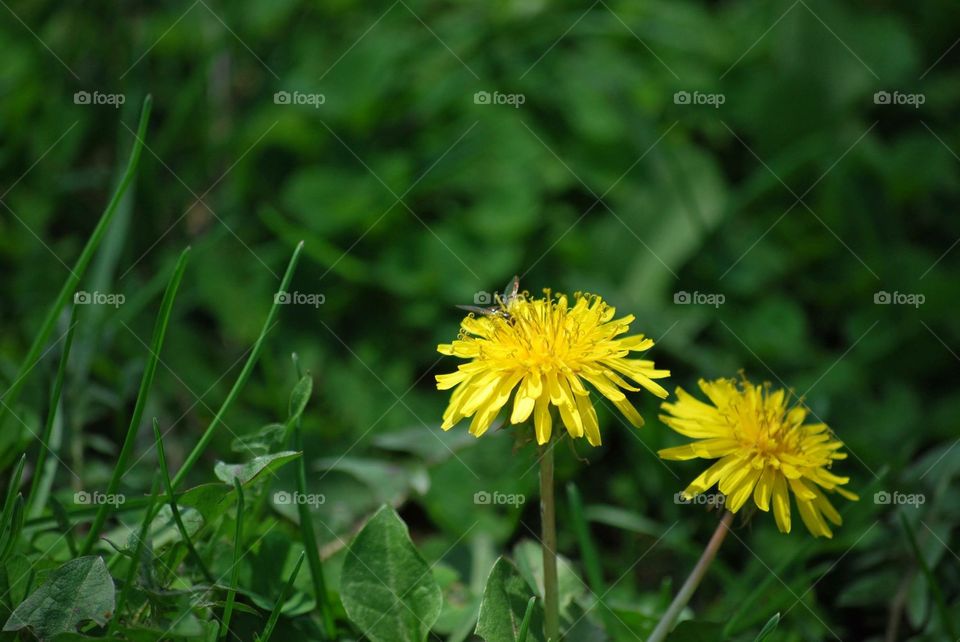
left=2, top=1, right=959, bottom=640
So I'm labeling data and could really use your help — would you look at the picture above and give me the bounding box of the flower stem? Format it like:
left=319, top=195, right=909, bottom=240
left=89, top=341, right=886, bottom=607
left=647, top=510, right=734, bottom=642
left=539, top=441, right=560, bottom=641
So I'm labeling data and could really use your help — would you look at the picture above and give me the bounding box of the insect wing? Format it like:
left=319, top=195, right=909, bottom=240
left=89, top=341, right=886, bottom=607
left=455, top=304, right=499, bottom=316
left=500, top=275, right=520, bottom=305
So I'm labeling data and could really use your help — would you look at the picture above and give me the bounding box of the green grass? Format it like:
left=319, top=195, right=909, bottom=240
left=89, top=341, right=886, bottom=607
left=2, top=2, right=959, bottom=640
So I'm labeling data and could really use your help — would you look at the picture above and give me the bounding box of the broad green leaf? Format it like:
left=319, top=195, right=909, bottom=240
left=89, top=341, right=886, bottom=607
left=421, top=432, right=537, bottom=542
left=231, top=423, right=287, bottom=457
left=372, top=426, right=479, bottom=463
left=214, top=451, right=301, bottom=485
left=512, top=540, right=583, bottom=616
left=3, top=556, right=115, bottom=638
left=316, top=456, right=429, bottom=503
left=475, top=557, right=544, bottom=642
left=340, top=506, right=442, bottom=642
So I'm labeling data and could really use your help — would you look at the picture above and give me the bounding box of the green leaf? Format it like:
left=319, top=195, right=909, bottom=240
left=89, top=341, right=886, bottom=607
left=511, top=540, right=583, bottom=616
left=231, top=423, right=287, bottom=457
left=147, top=504, right=204, bottom=550
left=214, top=451, right=301, bottom=485
left=316, top=456, right=429, bottom=504
left=475, top=557, right=544, bottom=642
left=287, top=375, right=313, bottom=422
left=3, top=556, right=115, bottom=638
left=341, top=505, right=442, bottom=642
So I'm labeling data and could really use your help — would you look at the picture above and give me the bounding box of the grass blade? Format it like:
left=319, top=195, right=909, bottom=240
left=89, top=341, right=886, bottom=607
left=257, top=551, right=305, bottom=642
left=754, top=612, right=780, bottom=641
left=153, top=418, right=214, bottom=583
left=0, top=455, right=27, bottom=559
left=220, top=478, right=245, bottom=639
left=0, top=454, right=26, bottom=535
left=0, top=96, right=152, bottom=419
left=26, top=305, right=79, bottom=518
left=107, top=479, right=161, bottom=637
left=289, top=365, right=335, bottom=639
left=172, top=240, right=304, bottom=489
left=294, top=430, right=336, bottom=637
left=0, top=495, right=24, bottom=562
left=517, top=596, right=536, bottom=642
left=80, top=246, right=191, bottom=554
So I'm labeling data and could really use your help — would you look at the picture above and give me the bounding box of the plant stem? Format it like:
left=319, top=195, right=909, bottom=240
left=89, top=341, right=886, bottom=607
left=1, top=96, right=152, bottom=427
left=648, top=510, right=734, bottom=642
left=80, top=247, right=190, bottom=555
left=171, top=240, right=303, bottom=489
left=539, top=441, right=559, bottom=641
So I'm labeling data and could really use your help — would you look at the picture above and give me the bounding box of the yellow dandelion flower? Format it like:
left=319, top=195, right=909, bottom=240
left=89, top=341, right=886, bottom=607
left=658, top=378, right=858, bottom=538
left=435, top=290, right=670, bottom=446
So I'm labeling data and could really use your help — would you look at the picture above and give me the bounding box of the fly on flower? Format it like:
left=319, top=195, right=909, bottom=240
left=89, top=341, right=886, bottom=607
left=456, top=275, right=520, bottom=320
left=436, top=285, right=670, bottom=446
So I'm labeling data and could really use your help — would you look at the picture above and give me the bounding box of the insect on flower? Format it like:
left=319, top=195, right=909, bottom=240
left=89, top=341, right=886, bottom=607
left=455, top=275, right=520, bottom=320
left=437, top=282, right=670, bottom=446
